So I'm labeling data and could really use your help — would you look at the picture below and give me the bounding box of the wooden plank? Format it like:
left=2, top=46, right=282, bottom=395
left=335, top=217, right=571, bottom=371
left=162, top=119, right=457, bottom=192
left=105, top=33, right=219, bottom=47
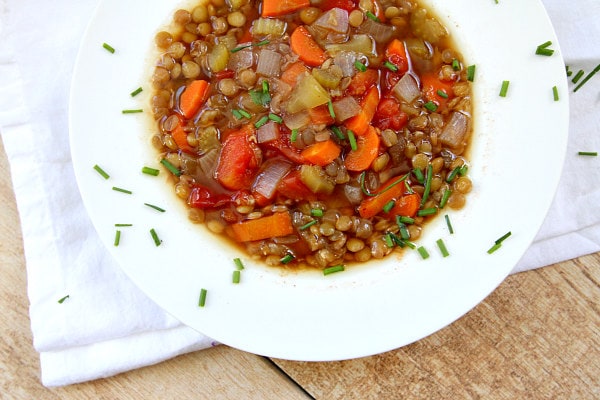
left=0, top=139, right=310, bottom=400
left=273, top=255, right=600, bottom=399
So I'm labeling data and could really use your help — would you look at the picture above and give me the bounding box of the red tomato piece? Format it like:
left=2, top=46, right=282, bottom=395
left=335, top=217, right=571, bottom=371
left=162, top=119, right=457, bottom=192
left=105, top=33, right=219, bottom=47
left=216, top=125, right=262, bottom=190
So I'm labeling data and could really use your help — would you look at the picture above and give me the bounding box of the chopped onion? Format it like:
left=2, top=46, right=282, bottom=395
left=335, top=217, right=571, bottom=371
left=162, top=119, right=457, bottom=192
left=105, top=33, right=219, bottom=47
left=439, top=112, right=469, bottom=148
left=228, top=49, right=254, bottom=71
left=257, top=121, right=280, bottom=143
left=313, top=8, right=349, bottom=34
left=392, top=73, right=421, bottom=103
left=256, top=49, right=282, bottom=77
left=325, top=34, right=375, bottom=57
left=333, top=52, right=359, bottom=77
left=332, top=96, right=361, bottom=122
left=252, top=159, right=292, bottom=199
left=343, top=184, right=363, bottom=205
left=358, top=18, right=395, bottom=44
left=283, top=110, right=311, bottom=130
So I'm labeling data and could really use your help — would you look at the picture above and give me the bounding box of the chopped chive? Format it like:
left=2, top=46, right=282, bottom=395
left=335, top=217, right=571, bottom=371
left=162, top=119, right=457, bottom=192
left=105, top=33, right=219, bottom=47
left=93, top=164, right=110, bottom=179
left=365, top=11, right=380, bottom=22
left=112, top=186, right=132, bottom=194
left=327, top=100, right=336, bottom=119
left=451, top=59, right=460, bottom=71
left=417, top=207, right=437, bottom=217
left=57, top=295, right=70, bottom=304
left=256, top=39, right=270, bottom=47
left=280, top=254, right=295, bottom=264
left=323, top=264, right=345, bottom=275
left=150, top=228, right=162, bottom=246
left=436, top=89, right=449, bottom=99
left=436, top=238, right=449, bottom=257
left=331, top=126, right=345, bottom=140
left=535, top=42, right=554, bottom=56
left=232, top=270, right=241, bottom=284
left=347, top=129, right=357, bottom=151
left=487, top=242, right=502, bottom=254
left=311, top=208, right=324, bottom=217
left=389, top=232, right=404, bottom=247
left=231, top=39, right=270, bottom=53
left=440, top=189, right=452, bottom=209
left=290, top=128, right=298, bottom=142
left=384, top=233, right=394, bottom=248
left=499, top=80, right=510, bottom=97
left=238, top=109, right=252, bottom=119
left=144, top=203, right=166, bottom=213
left=233, top=257, right=245, bottom=270
left=566, top=65, right=572, bottom=77
left=254, top=115, right=269, bottom=128
left=115, top=223, right=133, bottom=227
left=571, top=69, right=585, bottom=84
left=354, top=60, right=367, bottom=72
left=232, top=109, right=243, bottom=119
left=360, top=171, right=409, bottom=197
left=262, top=80, right=269, bottom=93
left=404, top=180, right=414, bottom=194
left=495, top=231, right=512, bottom=244
left=114, top=230, right=121, bottom=246
left=417, top=246, right=430, bottom=259
left=142, top=166, right=160, bottom=176
left=424, top=101, right=438, bottom=112
left=268, top=113, right=283, bottom=123
left=160, top=158, right=181, bottom=176
left=537, top=40, right=552, bottom=49
left=122, top=109, right=143, bottom=114
left=402, top=240, right=416, bottom=249
left=578, top=151, right=598, bottom=156
left=299, top=220, right=318, bottom=230
left=102, top=42, right=115, bottom=53
left=459, top=164, right=469, bottom=176
left=398, top=223, right=410, bottom=240
left=383, top=200, right=395, bottom=213
left=466, top=65, right=476, bottom=82
left=198, top=288, right=207, bottom=307
left=446, top=166, right=461, bottom=183
left=384, top=61, right=398, bottom=72
left=397, top=215, right=415, bottom=225
left=573, top=63, right=600, bottom=92
left=552, top=85, right=559, bottom=101
left=413, top=168, right=425, bottom=184
left=420, top=164, right=433, bottom=206
left=130, top=87, right=143, bottom=97
left=444, top=214, right=454, bottom=234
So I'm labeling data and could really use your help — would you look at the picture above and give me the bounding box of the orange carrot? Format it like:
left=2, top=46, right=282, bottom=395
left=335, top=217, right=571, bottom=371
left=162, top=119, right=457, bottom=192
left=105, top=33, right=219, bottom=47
left=281, top=62, right=309, bottom=87
left=385, top=39, right=409, bottom=75
left=262, top=0, right=310, bottom=17
left=171, top=120, right=194, bottom=154
left=308, top=105, right=335, bottom=125
left=346, top=68, right=379, bottom=96
left=344, top=125, right=380, bottom=172
left=345, top=86, right=380, bottom=136
left=421, top=72, right=454, bottom=110
left=300, top=139, right=341, bottom=166
left=389, top=193, right=421, bottom=218
left=290, top=26, right=327, bottom=67
left=231, top=211, right=295, bottom=242
left=358, top=176, right=406, bottom=219
left=179, top=80, right=210, bottom=119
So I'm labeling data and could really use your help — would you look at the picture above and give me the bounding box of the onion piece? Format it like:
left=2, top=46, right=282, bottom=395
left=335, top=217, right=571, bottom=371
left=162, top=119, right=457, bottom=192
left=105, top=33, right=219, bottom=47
left=228, top=49, right=254, bottom=71
left=439, top=112, right=469, bottom=148
left=332, top=96, right=361, bottom=122
left=256, top=49, right=282, bottom=77
left=283, top=110, right=311, bottom=130
left=252, top=159, right=292, bottom=199
left=392, top=73, right=421, bottom=103
left=333, top=52, right=359, bottom=77
left=325, top=34, right=375, bottom=57
left=257, top=121, right=280, bottom=143
left=358, top=18, right=395, bottom=44
left=312, top=8, right=349, bottom=34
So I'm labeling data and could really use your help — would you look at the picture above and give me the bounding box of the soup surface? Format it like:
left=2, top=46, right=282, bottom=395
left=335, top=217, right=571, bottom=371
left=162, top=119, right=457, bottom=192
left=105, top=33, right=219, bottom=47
left=150, top=0, right=473, bottom=269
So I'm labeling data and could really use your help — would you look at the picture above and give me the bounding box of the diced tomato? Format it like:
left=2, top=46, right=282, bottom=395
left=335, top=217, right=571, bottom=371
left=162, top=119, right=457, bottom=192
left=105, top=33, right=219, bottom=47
left=188, top=185, right=231, bottom=209
left=276, top=169, right=316, bottom=201
left=214, top=70, right=235, bottom=80
left=346, top=68, right=379, bottom=97
left=261, top=129, right=305, bottom=164
left=320, top=0, right=356, bottom=12
left=373, top=97, right=408, bottom=131
left=216, top=125, right=262, bottom=190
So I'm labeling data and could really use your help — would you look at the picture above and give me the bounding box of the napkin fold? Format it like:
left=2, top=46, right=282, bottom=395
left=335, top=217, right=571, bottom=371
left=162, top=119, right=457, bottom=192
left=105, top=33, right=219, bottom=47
left=0, top=0, right=598, bottom=387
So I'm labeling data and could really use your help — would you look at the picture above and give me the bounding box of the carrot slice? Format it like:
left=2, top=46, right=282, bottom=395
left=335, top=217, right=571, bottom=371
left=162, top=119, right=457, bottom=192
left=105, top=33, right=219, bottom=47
left=262, top=0, right=310, bottom=17
left=385, top=39, right=409, bottom=75
left=281, top=61, right=309, bottom=87
left=345, top=86, right=380, bottom=136
left=421, top=72, right=455, bottom=110
left=389, top=193, right=421, bottom=218
left=344, top=125, right=380, bottom=172
left=308, top=104, right=335, bottom=125
left=231, top=212, right=295, bottom=242
left=358, top=176, right=405, bottom=219
left=290, top=26, right=327, bottom=67
left=171, top=120, right=194, bottom=154
left=300, top=139, right=341, bottom=166
left=179, top=80, right=210, bottom=119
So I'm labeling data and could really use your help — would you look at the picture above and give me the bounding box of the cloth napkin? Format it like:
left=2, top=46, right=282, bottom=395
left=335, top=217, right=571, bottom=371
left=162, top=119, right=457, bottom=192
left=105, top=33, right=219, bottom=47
left=0, top=0, right=598, bottom=387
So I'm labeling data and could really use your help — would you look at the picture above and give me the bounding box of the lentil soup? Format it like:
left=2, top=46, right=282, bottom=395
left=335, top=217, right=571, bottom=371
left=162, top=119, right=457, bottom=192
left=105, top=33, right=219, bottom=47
left=149, top=0, right=473, bottom=270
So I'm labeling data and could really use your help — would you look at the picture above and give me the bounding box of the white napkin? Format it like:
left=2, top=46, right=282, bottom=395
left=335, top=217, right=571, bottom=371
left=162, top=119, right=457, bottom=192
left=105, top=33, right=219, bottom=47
left=0, top=0, right=598, bottom=387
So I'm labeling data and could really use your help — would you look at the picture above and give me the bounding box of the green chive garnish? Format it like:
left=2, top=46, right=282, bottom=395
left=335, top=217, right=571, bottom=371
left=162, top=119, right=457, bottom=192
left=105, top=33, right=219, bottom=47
left=571, top=69, right=585, bottom=84
left=311, top=209, right=324, bottom=217
left=93, top=164, right=110, bottom=179
left=327, top=100, right=335, bottom=119
left=459, top=164, right=469, bottom=176
left=102, top=42, right=115, bottom=53
left=397, top=215, right=415, bottom=225
left=436, top=238, right=449, bottom=257
left=232, top=109, right=243, bottom=119
left=198, top=288, right=207, bottom=307
left=112, top=186, right=132, bottom=194
left=354, top=60, right=367, bottom=72
left=115, top=223, right=132, bottom=227
left=280, top=254, right=295, bottom=264
left=268, top=113, right=283, bottom=123
left=487, top=243, right=502, bottom=254
left=413, top=168, right=425, bottom=184
left=331, top=126, right=345, bottom=140
left=495, top=231, right=512, bottom=244
left=232, top=270, right=241, bottom=284
left=323, top=264, right=345, bottom=275
left=420, top=164, right=433, bottom=206
left=347, top=129, right=357, bottom=151
left=161, top=158, right=181, bottom=176
left=254, top=115, right=269, bottom=128
left=384, top=233, right=394, bottom=248
left=238, top=109, right=251, bottom=119
left=142, top=166, right=160, bottom=176
left=499, top=80, right=510, bottom=97
left=231, top=39, right=270, bottom=53
left=417, top=246, right=430, bottom=259
left=299, top=220, right=318, bottom=230
left=573, top=63, right=600, bottom=92
left=384, top=61, right=398, bottom=72
left=130, top=87, right=143, bottom=97
left=365, top=11, right=379, bottom=22
left=566, top=65, right=572, bottom=77
left=445, top=214, right=454, bottom=234
left=290, top=128, right=298, bottom=142
left=233, top=257, right=245, bottom=270
left=440, top=189, right=452, bottom=209
left=552, top=86, right=559, bottom=101
left=451, top=59, right=460, bottom=71
left=446, top=166, right=461, bottom=183
left=122, top=109, right=143, bottom=114
left=436, top=89, right=449, bottom=99
left=417, top=207, right=437, bottom=217
left=535, top=41, right=554, bottom=56
left=144, top=203, right=166, bottom=213
left=424, top=101, right=438, bottom=112
left=383, top=200, right=395, bottom=213
left=150, top=228, right=162, bottom=246
left=114, top=230, right=121, bottom=246
left=398, top=223, right=410, bottom=240
left=58, top=295, right=70, bottom=304
left=466, top=65, right=476, bottom=82
left=578, top=151, right=598, bottom=156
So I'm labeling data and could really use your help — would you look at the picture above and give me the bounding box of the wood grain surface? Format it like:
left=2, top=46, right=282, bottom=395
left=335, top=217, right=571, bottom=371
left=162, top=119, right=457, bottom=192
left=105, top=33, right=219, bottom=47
left=1, top=137, right=598, bottom=399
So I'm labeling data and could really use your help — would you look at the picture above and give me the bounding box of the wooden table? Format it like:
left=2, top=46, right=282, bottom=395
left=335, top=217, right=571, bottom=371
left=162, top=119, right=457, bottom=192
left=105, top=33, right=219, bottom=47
left=1, top=138, right=598, bottom=399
